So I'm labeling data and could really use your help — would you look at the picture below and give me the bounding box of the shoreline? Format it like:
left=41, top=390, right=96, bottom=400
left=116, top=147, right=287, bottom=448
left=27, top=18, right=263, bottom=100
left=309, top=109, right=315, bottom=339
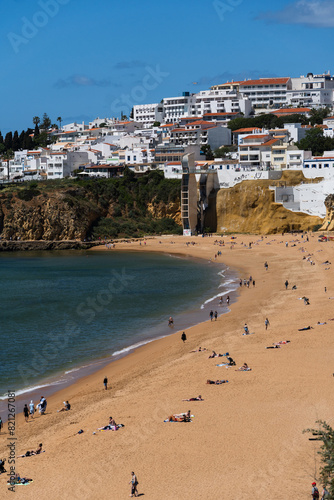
left=1, top=233, right=333, bottom=499
left=0, top=249, right=238, bottom=422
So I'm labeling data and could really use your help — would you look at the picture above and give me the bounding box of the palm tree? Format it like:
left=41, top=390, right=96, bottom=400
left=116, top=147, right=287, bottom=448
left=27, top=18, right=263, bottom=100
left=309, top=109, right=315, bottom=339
left=33, top=116, right=40, bottom=127
left=57, top=116, right=62, bottom=131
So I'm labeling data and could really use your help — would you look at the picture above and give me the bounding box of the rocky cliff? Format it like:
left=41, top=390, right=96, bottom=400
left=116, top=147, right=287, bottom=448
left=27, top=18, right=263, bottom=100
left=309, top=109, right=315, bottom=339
left=0, top=171, right=327, bottom=242
left=0, top=172, right=182, bottom=241
left=215, top=171, right=324, bottom=234
left=319, top=194, right=334, bottom=231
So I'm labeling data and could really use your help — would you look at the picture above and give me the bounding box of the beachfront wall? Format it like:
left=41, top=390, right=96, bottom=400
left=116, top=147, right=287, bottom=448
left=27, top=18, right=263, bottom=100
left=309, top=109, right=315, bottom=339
left=216, top=168, right=273, bottom=188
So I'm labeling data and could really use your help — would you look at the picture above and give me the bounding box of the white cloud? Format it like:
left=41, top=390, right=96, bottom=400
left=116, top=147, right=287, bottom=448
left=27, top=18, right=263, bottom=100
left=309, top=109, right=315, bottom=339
left=259, top=0, right=334, bottom=28
left=54, top=75, right=111, bottom=89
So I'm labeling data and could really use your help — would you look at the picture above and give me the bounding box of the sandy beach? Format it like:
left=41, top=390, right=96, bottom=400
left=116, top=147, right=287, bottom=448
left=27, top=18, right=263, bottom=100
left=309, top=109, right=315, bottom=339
left=1, top=232, right=333, bottom=499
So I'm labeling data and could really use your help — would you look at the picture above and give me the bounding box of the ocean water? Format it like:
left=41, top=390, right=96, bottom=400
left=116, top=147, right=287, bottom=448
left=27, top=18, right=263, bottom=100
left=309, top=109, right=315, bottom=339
left=0, top=250, right=238, bottom=404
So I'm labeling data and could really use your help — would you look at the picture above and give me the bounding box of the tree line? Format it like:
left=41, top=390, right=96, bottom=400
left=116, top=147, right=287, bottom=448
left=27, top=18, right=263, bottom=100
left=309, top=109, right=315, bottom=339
left=0, top=113, right=62, bottom=158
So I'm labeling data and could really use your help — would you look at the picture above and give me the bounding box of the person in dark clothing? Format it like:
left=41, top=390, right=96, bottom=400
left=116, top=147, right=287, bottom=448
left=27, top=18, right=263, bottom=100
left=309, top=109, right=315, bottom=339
left=23, top=404, right=29, bottom=422
left=181, top=332, right=187, bottom=342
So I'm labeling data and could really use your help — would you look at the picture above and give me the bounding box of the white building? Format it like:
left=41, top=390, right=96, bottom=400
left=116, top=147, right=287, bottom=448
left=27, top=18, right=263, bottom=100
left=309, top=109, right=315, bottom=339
left=287, top=72, right=334, bottom=108
left=132, top=103, right=164, bottom=127
left=189, top=89, right=252, bottom=117
left=212, top=77, right=292, bottom=110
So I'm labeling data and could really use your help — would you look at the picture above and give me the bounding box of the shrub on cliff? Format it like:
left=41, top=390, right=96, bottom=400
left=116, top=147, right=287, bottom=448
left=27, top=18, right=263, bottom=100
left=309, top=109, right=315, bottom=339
left=17, top=188, right=41, bottom=201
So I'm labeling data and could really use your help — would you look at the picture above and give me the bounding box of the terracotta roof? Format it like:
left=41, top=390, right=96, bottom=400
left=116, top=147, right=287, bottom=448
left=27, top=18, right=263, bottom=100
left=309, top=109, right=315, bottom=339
left=166, top=162, right=182, bottom=165
left=242, top=134, right=270, bottom=140
left=233, top=127, right=262, bottom=133
left=273, top=107, right=311, bottom=114
left=239, top=77, right=290, bottom=86
left=160, top=124, right=175, bottom=128
left=185, top=120, right=216, bottom=127
left=171, top=128, right=187, bottom=132
left=261, top=139, right=280, bottom=146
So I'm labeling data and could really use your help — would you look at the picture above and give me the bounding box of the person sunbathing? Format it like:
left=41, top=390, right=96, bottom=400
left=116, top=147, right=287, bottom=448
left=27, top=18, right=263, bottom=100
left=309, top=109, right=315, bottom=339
left=18, top=444, right=43, bottom=458
left=168, top=410, right=191, bottom=422
left=298, top=326, right=313, bottom=331
left=236, top=363, right=252, bottom=371
left=58, top=401, right=71, bottom=412
left=190, top=347, right=207, bottom=353
left=206, top=379, right=228, bottom=384
left=99, top=416, right=118, bottom=431
left=182, top=395, right=203, bottom=401
left=7, top=473, right=33, bottom=485
left=226, top=356, right=236, bottom=366
left=209, top=351, right=228, bottom=358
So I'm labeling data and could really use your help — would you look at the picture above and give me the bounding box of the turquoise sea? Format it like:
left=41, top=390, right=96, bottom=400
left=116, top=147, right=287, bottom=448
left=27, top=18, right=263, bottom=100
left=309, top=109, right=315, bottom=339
left=0, top=250, right=238, bottom=411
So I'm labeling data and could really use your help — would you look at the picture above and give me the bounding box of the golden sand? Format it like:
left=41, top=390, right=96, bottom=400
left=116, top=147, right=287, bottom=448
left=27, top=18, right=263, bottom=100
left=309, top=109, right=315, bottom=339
left=1, top=233, right=333, bottom=499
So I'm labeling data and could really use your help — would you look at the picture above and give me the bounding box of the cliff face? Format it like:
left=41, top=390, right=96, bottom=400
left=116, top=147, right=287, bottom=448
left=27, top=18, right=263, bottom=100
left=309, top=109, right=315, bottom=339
left=0, top=191, right=101, bottom=240
left=320, top=194, right=334, bottom=231
left=0, top=171, right=327, bottom=241
left=146, top=201, right=181, bottom=225
left=0, top=174, right=182, bottom=241
left=216, top=172, right=324, bottom=234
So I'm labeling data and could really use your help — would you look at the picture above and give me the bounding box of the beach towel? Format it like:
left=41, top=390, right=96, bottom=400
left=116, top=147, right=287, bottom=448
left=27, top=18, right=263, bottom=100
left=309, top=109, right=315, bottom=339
left=164, top=416, right=194, bottom=423
left=18, top=451, right=45, bottom=458
left=98, top=424, right=124, bottom=432
left=8, top=479, right=33, bottom=485
left=242, top=332, right=254, bottom=336
left=216, top=363, right=230, bottom=367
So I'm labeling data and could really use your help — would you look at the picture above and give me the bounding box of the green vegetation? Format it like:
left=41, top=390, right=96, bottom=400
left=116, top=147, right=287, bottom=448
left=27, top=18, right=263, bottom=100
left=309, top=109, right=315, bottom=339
left=3, top=169, right=182, bottom=239
left=228, top=112, right=309, bottom=131
left=201, top=144, right=214, bottom=160
left=296, top=128, right=334, bottom=156
left=304, top=421, right=334, bottom=497
left=214, top=146, right=236, bottom=158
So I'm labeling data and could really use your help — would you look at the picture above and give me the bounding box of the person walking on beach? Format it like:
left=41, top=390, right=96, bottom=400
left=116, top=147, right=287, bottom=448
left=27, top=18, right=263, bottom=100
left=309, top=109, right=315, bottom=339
left=23, top=404, right=29, bottom=423
left=103, top=377, right=108, bottom=391
left=321, top=485, right=329, bottom=499
left=214, top=311, right=218, bottom=321
left=285, top=280, right=289, bottom=290
left=129, top=471, right=139, bottom=497
left=226, top=295, right=230, bottom=306
left=264, top=261, right=268, bottom=271
left=210, top=310, right=214, bottom=321
left=38, top=397, right=47, bottom=415
left=244, top=324, right=249, bottom=335
left=311, top=482, right=319, bottom=499
left=181, top=332, right=187, bottom=343
left=265, top=318, right=270, bottom=330
left=29, top=400, right=34, bottom=419
left=0, top=416, right=3, bottom=433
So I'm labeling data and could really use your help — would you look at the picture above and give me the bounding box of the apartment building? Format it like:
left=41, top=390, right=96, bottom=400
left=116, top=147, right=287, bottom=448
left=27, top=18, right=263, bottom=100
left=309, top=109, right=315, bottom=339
left=287, top=72, right=334, bottom=108
left=212, top=78, right=292, bottom=109
left=132, top=103, right=164, bottom=127
left=189, top=89, right=252, bottom=117
left=169, top=120, right=231, bottom=149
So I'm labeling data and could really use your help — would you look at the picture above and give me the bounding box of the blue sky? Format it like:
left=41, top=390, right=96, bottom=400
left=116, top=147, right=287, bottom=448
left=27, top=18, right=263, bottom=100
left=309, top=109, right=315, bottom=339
left=1, top=0, right=334, bottom=134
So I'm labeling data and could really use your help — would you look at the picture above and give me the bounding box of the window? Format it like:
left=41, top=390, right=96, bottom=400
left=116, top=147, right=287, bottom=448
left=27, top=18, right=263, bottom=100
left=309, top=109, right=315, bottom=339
left=324, top=164, right=329, bottom=168
left=311, top=164, right=317, bottom=168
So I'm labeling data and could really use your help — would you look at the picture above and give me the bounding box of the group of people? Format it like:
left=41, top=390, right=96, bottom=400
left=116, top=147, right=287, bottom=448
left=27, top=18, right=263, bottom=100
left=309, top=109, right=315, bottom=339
left=23, top=397, right=47, bottom=422
left=22, top=396, right=71, bottom=423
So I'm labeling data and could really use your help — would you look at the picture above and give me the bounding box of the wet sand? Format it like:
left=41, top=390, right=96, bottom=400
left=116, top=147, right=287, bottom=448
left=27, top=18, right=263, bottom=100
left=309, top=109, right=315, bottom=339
left=1, top=233, right=333, bottom=499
